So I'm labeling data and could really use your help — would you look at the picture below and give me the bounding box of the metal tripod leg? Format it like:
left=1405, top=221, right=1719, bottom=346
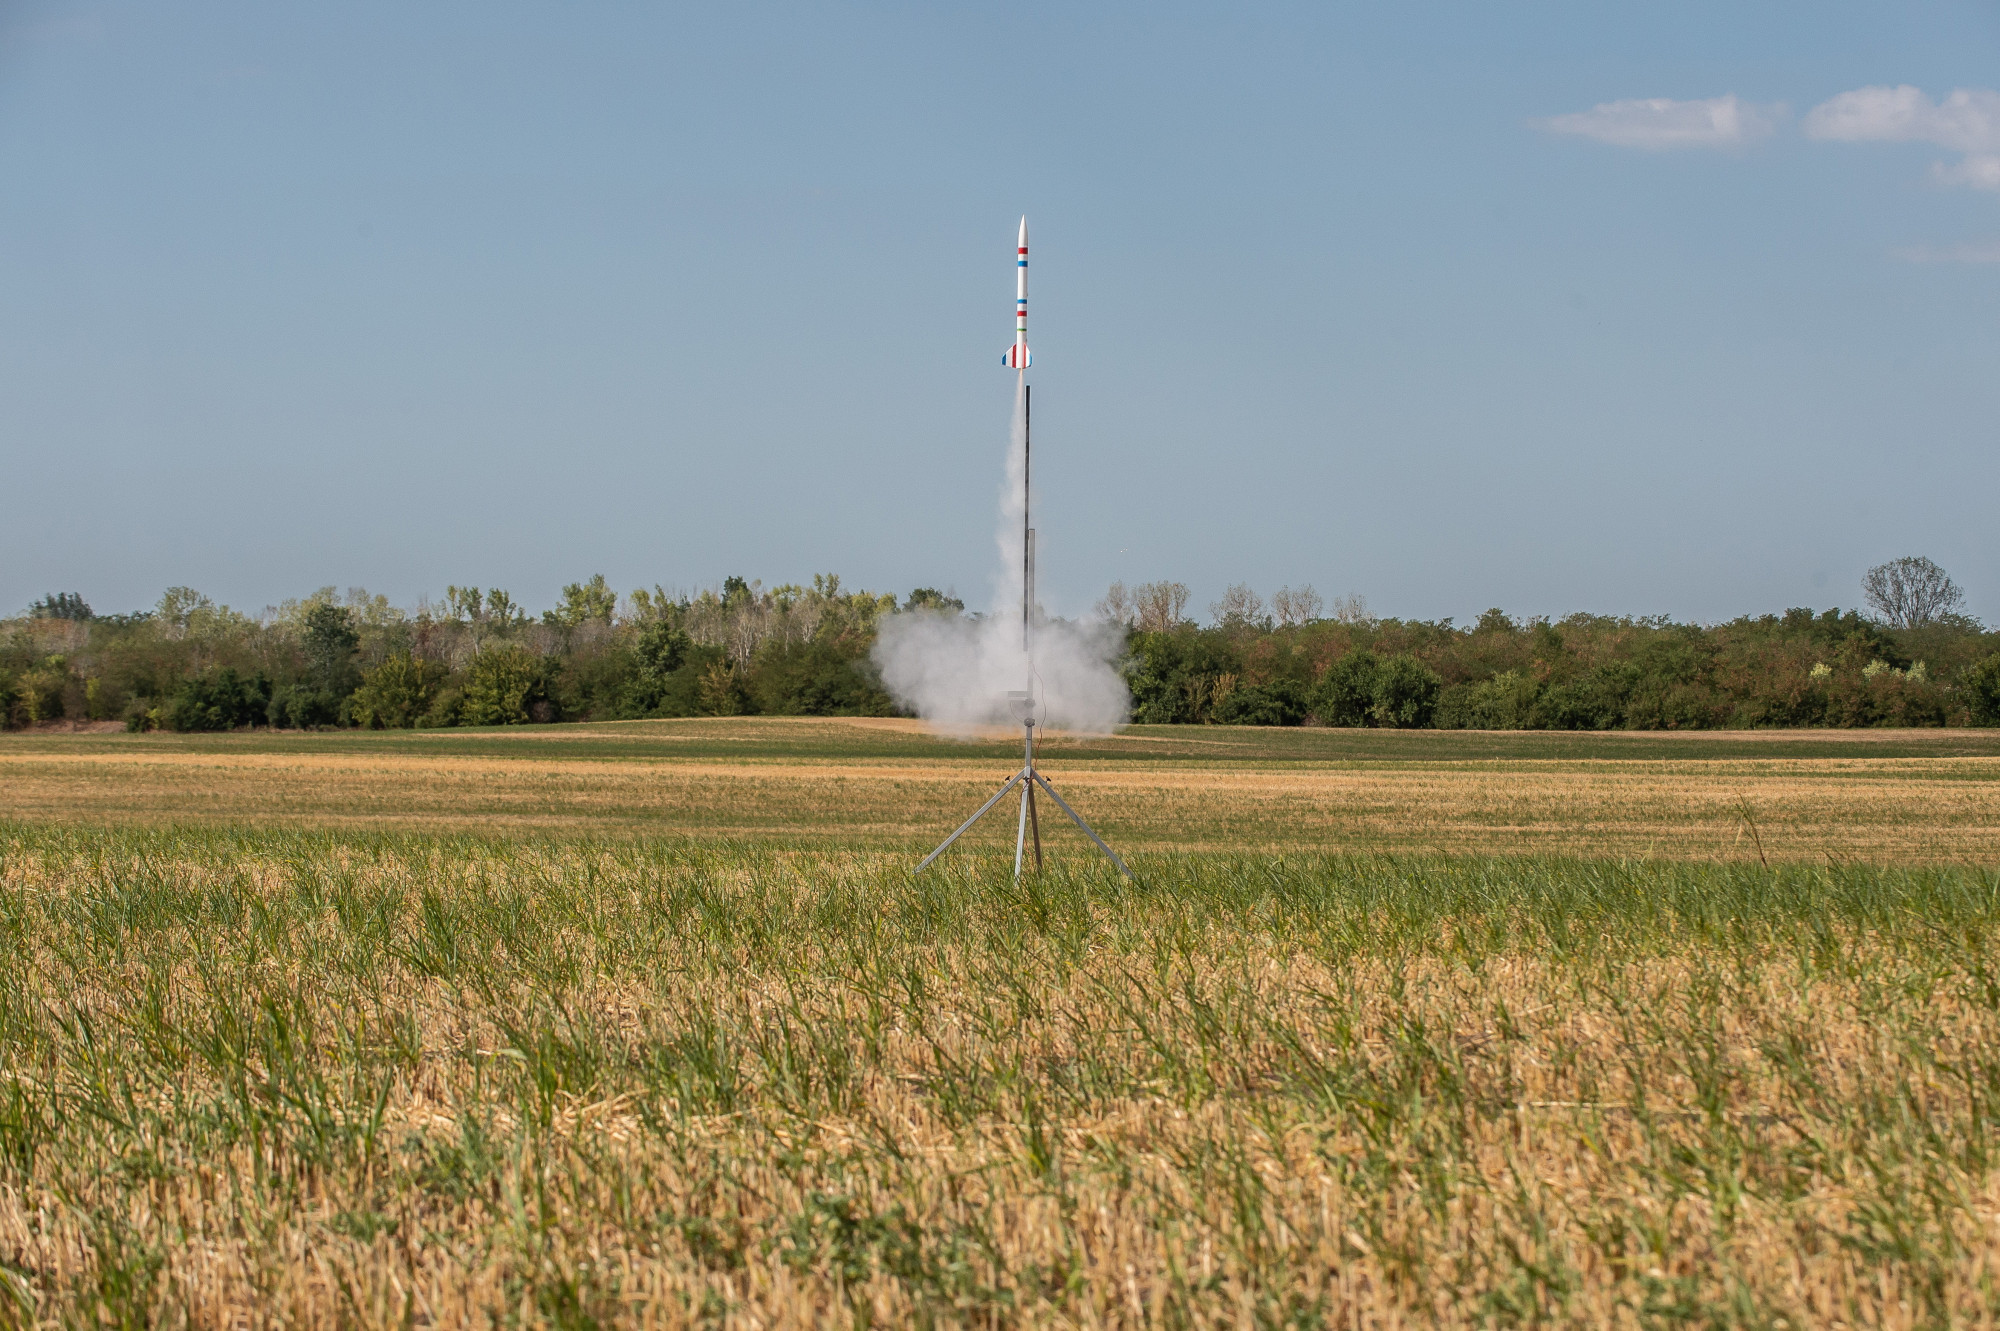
left=1027, top=780, right=1042, bottom=872
left=1013, top=777, right=1030, bottom=878
left=1014, top=717, right=1043, bottom=878
left=1030, top=772, right=1133, bottom=879
left=915, top=769, right=1027, bottom=873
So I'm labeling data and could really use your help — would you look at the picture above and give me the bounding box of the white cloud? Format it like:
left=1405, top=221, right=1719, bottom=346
left=1804, top=85, right=2000, bottom=152
left=1536, top=95, right=1781, bottom=150
left=1805, top=86, right=2000, bottom=190
left=1931, top=154, right=2000, bottom=191
left=1892, top=240, right=2000, bottom=263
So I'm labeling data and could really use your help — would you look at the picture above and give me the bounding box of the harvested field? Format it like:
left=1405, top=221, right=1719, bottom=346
left=2, top=718, right=1998, bottom=862
left=0, top=829, right=1997, bottom=1325
left=0, top=723, right=1997, bottom=1324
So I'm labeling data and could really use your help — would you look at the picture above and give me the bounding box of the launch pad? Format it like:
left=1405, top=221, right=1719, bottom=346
left=915, top=687, right=1131, bottom=879
left=914, top=290, right=1133, bottom=881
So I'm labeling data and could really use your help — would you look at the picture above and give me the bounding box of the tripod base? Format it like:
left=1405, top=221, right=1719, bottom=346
left=915, top=720, right=1132, bottom=879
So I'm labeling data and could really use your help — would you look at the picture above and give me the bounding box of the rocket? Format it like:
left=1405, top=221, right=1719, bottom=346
left=1003, top=216, right=1031, bottom=369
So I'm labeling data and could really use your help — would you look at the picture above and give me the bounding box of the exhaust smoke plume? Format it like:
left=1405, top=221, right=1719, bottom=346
left=874, top=384, right=1130, bottom=735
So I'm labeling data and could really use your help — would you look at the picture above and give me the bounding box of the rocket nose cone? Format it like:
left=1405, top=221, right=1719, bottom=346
left=1018, top=217, right=1027, bottom=246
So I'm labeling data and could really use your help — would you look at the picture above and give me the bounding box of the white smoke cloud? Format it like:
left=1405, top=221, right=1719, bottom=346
left=874, top=612, right=1130, bottom=736
left=873, top=383, right=1130, bottom=736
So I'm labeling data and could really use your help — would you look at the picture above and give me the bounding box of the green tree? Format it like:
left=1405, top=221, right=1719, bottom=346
left=28, top=593, right=91, bottom=621
left=168, top=668, right=271, bottom=732
left=1371, top=654, right=1442, bottom=728
left=1435, top=670, right=1541, bottom=729
left=444, top=585, right=485, bottom=623
left=458, top=646, right=555, bottom=726
left=1312, top=651, right=1380, bottom=727
left=615, top=621, right=699, bottom=717
left=268, top=685, right=341, bottom=728
left=697, top=659, right=744, bottom=716
left=1120, top=627, right=1242, bottom=723
left=1966, top=654, right=2000, bottom=726
left=445, top=586, right=528, bottom=636
left=1531, top=663, right=1637, bottom=731
left=155, top=586, right=214, bottom=634
left=348, top=654, right=450, bottom=729
left=1215, top=678, right=1307, bottom=726
left=154, top=586, right=248, bottom=641
left=301, top=604, right=361, bottom=694
left=11, top=658, right=71, bottom=724
left=747, top=637, right=893, bottom=716
left=903, top=588, right=965, bottom=614
left=545, top=574, right=618, bottom=629
left=636, top=621, right=692, bottom=678
left=266, top=602, right=363, bottom=728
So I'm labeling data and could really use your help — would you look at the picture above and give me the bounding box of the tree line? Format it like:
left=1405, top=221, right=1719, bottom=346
left=5, top=557, right=1998, bottom=732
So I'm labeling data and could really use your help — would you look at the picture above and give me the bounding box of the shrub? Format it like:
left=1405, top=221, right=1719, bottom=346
left=1623, top=681, right=1722, bottom=730
left=417, top=686, right=464, bottom=729
left=1532, top=664, right=1639, bottom=731
left=10, top=660, right=71, bottom=725
left=1432, top=683, right=1476, bottom=730
left=1434, top=671, right=1540, bottom=730
left=1122, top=627, right=1243, bottom=724
left=552, top=643, right=637, bottom=720
left=747, top=638, right=893, bottom=716
left=166, top=668, right=271, bottom=732
left=458, top=647, right=553, bottom=727
left=697, top=659, right=744, bottom=717
left=1371, top=655, right=1441, bottom=728
left=1215, top=678, right=1308, bottom=727
left=347, top=654, right=449, bottom=729
left=267, top=685, right=342, bottom=729
left=1967, top=655, right=2000, bottom=725
left=1311, top=651, right=1379, bottom=727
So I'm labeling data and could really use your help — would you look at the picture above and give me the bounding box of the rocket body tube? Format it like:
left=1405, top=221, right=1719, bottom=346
left=1003, top=216, right=1031, bottom=369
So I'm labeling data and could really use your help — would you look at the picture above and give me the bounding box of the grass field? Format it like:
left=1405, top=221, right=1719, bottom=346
left=1, top=722, right=1998, bottom=1325
left=3, top=718, right=1999, bottom=862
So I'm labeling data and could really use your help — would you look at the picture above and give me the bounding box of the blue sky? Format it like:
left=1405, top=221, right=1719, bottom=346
left=2, top=1, right=1996, bottom=624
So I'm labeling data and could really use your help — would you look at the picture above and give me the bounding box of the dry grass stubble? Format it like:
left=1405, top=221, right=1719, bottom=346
left=1, top=831, right=1997, bottom=1325
left=1, top=737, right=1997, bottom=860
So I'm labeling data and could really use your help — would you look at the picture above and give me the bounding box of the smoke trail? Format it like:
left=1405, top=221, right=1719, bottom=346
left=995, top=380, right=1029, bottom=634
left=874, top=379, right=1130, bottom=736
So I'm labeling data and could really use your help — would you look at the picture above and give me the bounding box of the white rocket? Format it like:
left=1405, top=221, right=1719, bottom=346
left=1003, top=216, right=1031, bottom=369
